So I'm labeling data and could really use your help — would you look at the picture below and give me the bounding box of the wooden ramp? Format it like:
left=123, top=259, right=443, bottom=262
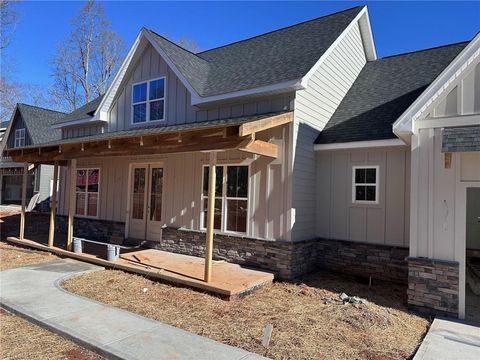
left=5, top=237, right=274, bottom=300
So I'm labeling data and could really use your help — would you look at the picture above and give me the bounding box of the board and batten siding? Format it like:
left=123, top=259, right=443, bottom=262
left=62, top=124, right=104, bottom=139
left=7, top=113, right=32, bottom=148
left=57, top=125, right=292, bottom=241
left=316, top=147, right=411, bottom=247
left=108, top=43, right=293, bottom=133
left=291, top=21, right=367, bottom=241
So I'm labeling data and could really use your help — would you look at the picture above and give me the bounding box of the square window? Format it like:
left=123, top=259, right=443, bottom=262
left=227, top=166, right=248, bottom=198
left=353, top=166, right=377, bottom=203
left=226, top=199, right=247, bottom=232
left=133, top=83, right=147, bottom=103
left=355, top=168, right=365, bottom=183
left=366, top=168, right=376, bottom=184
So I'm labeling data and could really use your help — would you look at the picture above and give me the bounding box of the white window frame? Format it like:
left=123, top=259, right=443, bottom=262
left=14, top=128, right=25, bottom=148
left=131, top=76, right=166, bottom=125
left=352, top=165, right=379, bottom=204
left=200, top=163, right=250, bottom=235
left=75, top=167, right=101, bottom=219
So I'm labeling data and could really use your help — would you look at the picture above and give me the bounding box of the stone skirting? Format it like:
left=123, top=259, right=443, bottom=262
left=315, top=239, right=409, bottom=284
left=57, top=216, right=125, bottom=242
left=407, top=257, right=459, bottom=317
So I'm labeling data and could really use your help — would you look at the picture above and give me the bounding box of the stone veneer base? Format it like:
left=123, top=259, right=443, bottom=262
left=407, top=257, right=459, bottom=317
left=58, top=217, right=409, bottom=282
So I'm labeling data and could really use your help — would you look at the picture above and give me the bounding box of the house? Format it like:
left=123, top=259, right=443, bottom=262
left=2, top=6, right=479, bottom=319
left=0, top=104, right=66, bottom=209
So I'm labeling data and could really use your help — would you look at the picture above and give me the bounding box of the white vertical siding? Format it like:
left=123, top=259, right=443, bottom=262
left=316, top=147, right=411, bottom=247
left=292, top=21, right=367, bottom=241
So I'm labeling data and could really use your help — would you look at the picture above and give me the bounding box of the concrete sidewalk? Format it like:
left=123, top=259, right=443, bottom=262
left=414, top=318, right=480, bottom=360
left=0, top=259, right=267, bottom=360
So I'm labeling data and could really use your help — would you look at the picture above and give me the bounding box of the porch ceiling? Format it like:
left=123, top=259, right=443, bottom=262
left=5, top=112, right=292, bottom=164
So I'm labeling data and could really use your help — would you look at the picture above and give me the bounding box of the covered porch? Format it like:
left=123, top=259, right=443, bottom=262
left=3, top=112, right=292, bottom=296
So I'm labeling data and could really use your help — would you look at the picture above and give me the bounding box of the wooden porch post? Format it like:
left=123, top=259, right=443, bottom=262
left=48, top=161, right=59, bottom=247
left=19, top=163, right=28, bottom=241
left=204, top=151, right=217, bottom=282
left=67, top=159, right=77, bottom=251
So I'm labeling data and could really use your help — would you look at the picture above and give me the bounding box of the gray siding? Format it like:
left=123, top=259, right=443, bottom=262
left=291, top=21, right=367, bottom=241
left=62, top=124, right=104, bottom=139
left=37, top=164, right=54, bottom=203
left=58, top=124, right=292, bottom=241
left=316, top=147, right=411, bottom=247
left=108, top=43, right=293, bottom=132
left=7, top=112, right=32, bottom=148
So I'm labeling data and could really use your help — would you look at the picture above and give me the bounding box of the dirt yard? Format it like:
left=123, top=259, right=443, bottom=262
left=63, top=268, right=430, bottom=360
left=0, top=242, right=103, bottom=360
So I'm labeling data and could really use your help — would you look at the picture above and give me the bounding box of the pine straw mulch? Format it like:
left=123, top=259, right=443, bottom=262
left=0, top=242, right=103, bottom=360
left=0, top=242, right=57, bottom=271
left=62, top=268, right=430, bottom=360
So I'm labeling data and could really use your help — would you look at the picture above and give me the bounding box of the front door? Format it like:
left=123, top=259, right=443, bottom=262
left=128, top=164, right=164, bottom=241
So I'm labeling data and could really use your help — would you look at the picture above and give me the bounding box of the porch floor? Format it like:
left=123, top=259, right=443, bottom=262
left=5, top=236, right=273, bottom=299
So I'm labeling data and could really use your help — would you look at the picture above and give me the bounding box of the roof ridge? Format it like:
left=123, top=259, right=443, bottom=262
left=146, top=28, right=209, bottom=61
left=17, top=103, right=66, bottom=114
left=197, top=5, right=364, bottom=55
left=380, top=40, right=471, bottom=60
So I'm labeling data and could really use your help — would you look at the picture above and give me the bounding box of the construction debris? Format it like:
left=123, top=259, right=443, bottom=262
left=339, top=292, right=368, bottom=305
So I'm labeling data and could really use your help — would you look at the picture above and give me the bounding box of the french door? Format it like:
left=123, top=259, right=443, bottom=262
left=128, top=164, right=164, bottom=241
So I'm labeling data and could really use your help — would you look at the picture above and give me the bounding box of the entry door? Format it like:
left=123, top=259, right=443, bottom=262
left=129, top=164, right=164, bottom=241
left=466, top=187, right=480, bottom=250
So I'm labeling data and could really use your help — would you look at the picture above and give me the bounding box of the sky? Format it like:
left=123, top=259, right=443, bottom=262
left=3, top=1, right=480, bottom=88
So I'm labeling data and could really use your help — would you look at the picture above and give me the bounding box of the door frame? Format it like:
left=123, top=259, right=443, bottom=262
left=125, top=161, right=165, bottom=240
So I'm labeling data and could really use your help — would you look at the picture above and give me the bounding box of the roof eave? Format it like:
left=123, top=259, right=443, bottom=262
left=52, top=117, right=107, bottom=129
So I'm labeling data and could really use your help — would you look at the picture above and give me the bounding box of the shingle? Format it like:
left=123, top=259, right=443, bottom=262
left=315, top=42, right=469, bottom=144
left=442, top=126, right=480, bottom=152
left=16, top=104, right=66, bottom=145
left=55, top=95, right=104, bottom=125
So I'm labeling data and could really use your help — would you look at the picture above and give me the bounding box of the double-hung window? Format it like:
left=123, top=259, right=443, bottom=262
left=14, top=129, right=25, bottom=147
left=352, top=166, right=378, bottom=204
left=132, top=77, right=165, bottom=124
left=201, top=165, right=249, bottom=234
left=75, top=168, right=100, bottom=217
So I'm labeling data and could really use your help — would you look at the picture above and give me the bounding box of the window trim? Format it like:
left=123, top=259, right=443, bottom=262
left=131, top=76, right=166, bottom=125
left=75, top=167, right=101, bottom=219
left=14, top=128, right=25, bottom=148
left=200, top=163, right=250, bottom=235
left=352, top=165, right=379, bottom=205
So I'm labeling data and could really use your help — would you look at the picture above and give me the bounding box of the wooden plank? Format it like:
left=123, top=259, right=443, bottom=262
left=19, top=163, right=28, bottom=241
left=48, top=161, right=59, bottom=247
left=239, top=140, right=278, bottom=158
left=67, top=159, right=77, bottom=251
left=204, top=151, right=217, bottom=283
left=239, top=112, right=293, bottom=136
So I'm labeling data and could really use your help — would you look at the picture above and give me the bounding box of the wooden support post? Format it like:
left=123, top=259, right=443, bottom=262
left=67, top=159, right=77, bottom=251
left=19, top=163, right=28, bottom=241
left=48, top=161, right=59, bottom=247
left=204, top=151, right=217, bottom=283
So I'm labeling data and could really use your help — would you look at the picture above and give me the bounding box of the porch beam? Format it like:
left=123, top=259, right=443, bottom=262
left=204, top=151, right=217, bottom=283
left=415, top=114, right=480, bottom=131
left=239, top=112, right=293, bottom=136
left=48, top=161, right=59, bottom=248
left=239, top=139, right=278, bottom=158
left=67, top=159, right=77, bottom=251
left=19, top=162, right=28, bottom=241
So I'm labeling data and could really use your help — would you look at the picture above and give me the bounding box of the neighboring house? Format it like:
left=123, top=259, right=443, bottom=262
left=0, top=104, right=65, bottom=209
left=2, top=6, right=479, bottom=320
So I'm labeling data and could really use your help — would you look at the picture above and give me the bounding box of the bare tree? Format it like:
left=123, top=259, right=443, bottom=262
left=0, top=0, right=19, bottom=50
left=51, top=0, right=123, bottom=111
left=177, top=36, right=201, bottom=53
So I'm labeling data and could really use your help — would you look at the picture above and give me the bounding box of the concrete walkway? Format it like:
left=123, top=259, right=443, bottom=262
left=414, top=318, right=480, bottom=360
left=0, top=259, right=267, bottom=360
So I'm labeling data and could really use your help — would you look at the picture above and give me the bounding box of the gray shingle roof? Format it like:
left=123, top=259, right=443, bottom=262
left=315, top=42, right=469, bottom=144
left=55, top=95, right=104, bottom=125
left=149, top=6, right=363, bottom=97
left=442, top=125, right=480, bottom=152
left=16, top=104, right=66, bottom=145
left=18, top=111, right=291, bottom=149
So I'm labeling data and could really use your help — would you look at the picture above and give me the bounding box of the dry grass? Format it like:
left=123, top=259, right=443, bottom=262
left=0, top=242, right=102, bottom=360
left=63, top=269, right=430, bottom=360
left=0, top=242, right=57, bottom=270
left=0, top=308, right=102, bottom=360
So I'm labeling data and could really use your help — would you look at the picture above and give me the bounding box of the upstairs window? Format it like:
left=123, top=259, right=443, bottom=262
left=352, top=166, right=378, bottom=204
left=132, top=77, right=165, bottom=124
left=14, top=128, right=25, bottom=147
